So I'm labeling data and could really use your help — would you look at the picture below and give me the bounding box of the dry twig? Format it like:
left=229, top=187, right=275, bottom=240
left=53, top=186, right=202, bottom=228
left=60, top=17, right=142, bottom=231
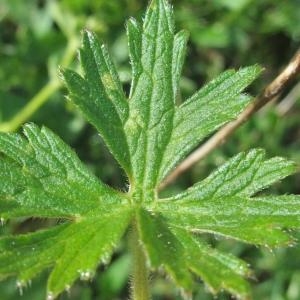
left=276, top=81, right=300, bottom=116
left=160, top=49, right=300, bottom=189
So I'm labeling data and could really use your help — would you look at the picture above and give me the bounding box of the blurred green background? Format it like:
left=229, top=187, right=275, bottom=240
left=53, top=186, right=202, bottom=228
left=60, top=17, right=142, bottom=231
left=0, top=0, right=300, bottom=299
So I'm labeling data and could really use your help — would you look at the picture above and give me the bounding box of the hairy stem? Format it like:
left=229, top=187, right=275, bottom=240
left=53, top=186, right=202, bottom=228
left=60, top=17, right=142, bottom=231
left=160, top=49, right=300, bottom=189
left=130, top=221, right=151, bottom=300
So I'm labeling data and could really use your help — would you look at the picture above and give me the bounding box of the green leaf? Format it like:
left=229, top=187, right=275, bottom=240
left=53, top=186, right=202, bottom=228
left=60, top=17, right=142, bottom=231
left=159, top=66, right=262, bottom=180
left=61, top=31, right=131, bottom=176
left=0, top=224, right=67, bottom=281
left=173, top=149, right=296, bottom=200
left=158, top=149, right=300, bottom=246
left=172, top=227, right=252, bottom=298
left=0, top=124, right=121, bottom=219
left=126, top=18, right=142, bottom=98
left=0, top=0, right=299, bottom=300
left=47, top=207, right=132, bottom=297
left=137, top=209, right=193, bottom=289
left=172, top=30, right=189, bottom=99
left=0, top=123, right=132, bottom=296
left=0, top=207, right=132, bottom=297
left=124, top=0, right=176, bottom=193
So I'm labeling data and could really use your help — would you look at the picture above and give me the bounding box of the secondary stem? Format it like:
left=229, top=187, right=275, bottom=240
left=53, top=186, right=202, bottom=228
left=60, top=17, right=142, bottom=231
left=0, top=36, right=78, bottom=133
left=130, top=221, right=151, bottom=300
left=0, top=80, right=60, bottom=133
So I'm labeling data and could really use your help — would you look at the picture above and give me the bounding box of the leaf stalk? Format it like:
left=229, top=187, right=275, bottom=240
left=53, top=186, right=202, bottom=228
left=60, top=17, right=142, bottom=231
left=130, top=220, right=151, bottom=300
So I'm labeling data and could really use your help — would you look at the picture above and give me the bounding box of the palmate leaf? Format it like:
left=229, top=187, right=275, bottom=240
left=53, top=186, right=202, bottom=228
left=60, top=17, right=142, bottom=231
left=158, top=149, right=300, bottom=246
left=0, top=123, right=132, bottom=297
left=62, top=32, right=131, bottom=176
left=158, top=66, right=261, bottom=181
left=125, top=0, right=176, bottom=194
left=0, top=123, right=123, bottom=219
left=172, top=227, right=252, bottom=297
left=0, top=0, right=299, bottom=299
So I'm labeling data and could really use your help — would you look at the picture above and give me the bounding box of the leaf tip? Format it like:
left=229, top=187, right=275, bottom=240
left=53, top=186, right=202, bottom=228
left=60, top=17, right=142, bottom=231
left=0, top=217, right=6, bottom=226
left=126, top=17, right=140, bottom=31
left=22, top=122, right=39, bottom=136
left=81, top=29, right=98, bottom=49
left=46, top=291, right=55, bottom=300
left=57, top=65, right=66, bottom=80
left=251, top=64, right=264, bottom=79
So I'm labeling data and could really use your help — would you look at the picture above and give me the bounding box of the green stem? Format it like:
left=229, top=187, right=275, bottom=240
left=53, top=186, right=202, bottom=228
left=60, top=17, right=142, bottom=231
left=0, top=36, right=78, bottom=133
left=0, top=80, right=60, bottom=132
left=60, top=36, right=79, bottom=68
left=130, top=221, right=151, bottom=300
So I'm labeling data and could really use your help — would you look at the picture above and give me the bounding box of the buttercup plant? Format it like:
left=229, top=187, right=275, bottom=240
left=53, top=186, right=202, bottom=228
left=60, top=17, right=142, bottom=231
left=0, top=0, right=299, bottom=299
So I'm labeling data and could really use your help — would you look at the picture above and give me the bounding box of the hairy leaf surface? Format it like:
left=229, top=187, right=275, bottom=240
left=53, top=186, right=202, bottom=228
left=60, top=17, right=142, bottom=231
left=158, top=149, right=300, bottom=246
left=125, top=0, right=176, bottom=194
left=137, top=209, right=193, bottom=289
left=172, top=227, right=251, bottom=297
left=61, top=31, right=131, bottom=175
left=0, top=123, right=122, bottom=219
left=159, top=66, right=262, bottom=180
left=0, top=1, right=299, bottom=299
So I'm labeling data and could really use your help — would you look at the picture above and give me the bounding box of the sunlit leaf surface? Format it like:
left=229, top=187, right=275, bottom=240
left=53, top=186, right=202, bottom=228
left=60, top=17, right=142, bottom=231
left=0, top=0, right=299, bottom=299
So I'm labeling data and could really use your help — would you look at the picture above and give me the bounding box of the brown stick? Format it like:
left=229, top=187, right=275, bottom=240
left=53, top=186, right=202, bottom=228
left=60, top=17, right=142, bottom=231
left=160, top=49, right=300, bottom=189
left=276, top=81, right=300, bottom=116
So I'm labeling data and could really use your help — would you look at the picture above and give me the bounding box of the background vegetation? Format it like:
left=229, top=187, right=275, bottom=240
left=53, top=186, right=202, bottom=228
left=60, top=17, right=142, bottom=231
left=0, top=0, right=299, bottom=299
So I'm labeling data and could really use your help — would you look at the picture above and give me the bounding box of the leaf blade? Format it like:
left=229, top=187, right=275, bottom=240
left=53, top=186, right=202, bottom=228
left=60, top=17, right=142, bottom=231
left=0, top=124, right=121, bottom=219
left=137, top=209, right=193, bottom=289
left=125, top=0, right=176, bottom=192
left=160, top=196, right=300, bottom=246
left=0, top=224, right=68, bottom=281
left=159, top=66, right=262, bottom=180
left=172, top=30, right=189, bottom=99
left=170, top=149, right=296, bottom=201
left=158, top=150, right=299, bottom=246
left=48, top=207, right=132, bottom=296
left=172, top=227, right=251, bottom=298
left=61, top=31, right=131, bottom=175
